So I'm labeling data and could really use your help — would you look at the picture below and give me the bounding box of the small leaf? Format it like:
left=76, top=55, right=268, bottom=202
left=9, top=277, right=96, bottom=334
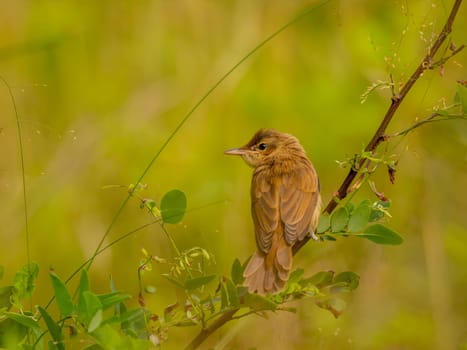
left=330, top=207, right=349, bottom=232
left=244, top=293, right=277, bottom=311
left=97, top=291, right=131, bottom=310
left=12, top=262, right=39, bottom=307
left=160, top=189, right=187, bottom=224
left=231, top=258, right=244, bottom=285
left=455, top=84, right=467, bottom=113
left=333, top=271, right=360, bottom=290
left=225, top=278, right=240, bottom=308
left=344, top=202, right=354, bottom=214
left=369, top=200, right=391, bottom=222
left=91, top=324, right=150, bottom=350
left=161, top=274, right=184, bottom=289
left=316, top=297, right=346, bottom=318
left=88, top=309, right=103, bottom=333
left=77, top=291, right=103, bottom=327
left=320, top=234, right=336, bottom=241
left=120, top=308, right=151, bottom=339
left=184, top=274, right=216, bottom=290
left=49, top=270, right=74, bottom=318
left=348, top=203, right=371, bottom=232
left=316, top=214, right=330, bottom=233
left=220, top=282, right=228, bottom=309
left=0, top=317, right=29, bottom=346
left=330, top=284, right=353, bottom=294
left=79, top=270, right=90, bottom=295
left=38, top=306, right=65, bottom=350
left=360, top=224, right=403, bottom=245
left=5, top=312, right=41, bottom=333
left=288, top=269, right=304, bottom=284
left=0, top=286, right=13, bottom=309
left=301, top=271, right=334, bottom=289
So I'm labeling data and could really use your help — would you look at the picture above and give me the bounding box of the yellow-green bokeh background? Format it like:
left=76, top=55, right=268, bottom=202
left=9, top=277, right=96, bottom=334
left=1, top=1, right=466, bottom=349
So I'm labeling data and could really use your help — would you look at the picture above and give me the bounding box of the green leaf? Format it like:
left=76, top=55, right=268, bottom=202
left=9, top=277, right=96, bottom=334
left=330, top=207, right=349, bottom=232
left=348, top=203, right=371, bottom=232
left=369, top=200, right=391, bottom=222
left=88, top=309, right=103, bottom=333
left=344, top=202, right=354, bottom=214
left=231, top=258, right=244, bottom=285
left=49, top=270, right=74, bottom=318
left=244, top=293, right=277, bottom=311
left=455, top=84, right=467, bottom=114
left=220, top=282, right=228, bottom=310
left=359, top=224, right=403, bottom=245
left=316, top=214, right=330, bottom=233
left=79, top=270, right=90, bottom=295
left=301, top=270, right=334, bottom=289
left=161, top=274, right=185, bottom=289
left=0, top=317, right=29, bottom=348
left=288, top=268, right=304, bottom=284
left=5, top=312, right=41, bottom=333
left=38, top=306, right=64, bottom=350
left=333, top=271, right=360, bottom=290
left=316, top=297, right=346, bottom=318
left=184, top=274, right=216, bottom=290
left=320, top=234, right=336, bottom=241
left=97, top=291, right=131, bottom=310
left=225, top=278, right=240, bottom=308
left=120, top=308, right=151, bottom=339
left=160, top=189, right=187, bottom=224
left=77, top=291, right=103, bottom=327
left=91, top=324, right=150, bottom=350
left=3, top=312, right=43, bottom=349
left=0, top=286, right=13, bottom=310
left=11, top=262, right=39, bottom=308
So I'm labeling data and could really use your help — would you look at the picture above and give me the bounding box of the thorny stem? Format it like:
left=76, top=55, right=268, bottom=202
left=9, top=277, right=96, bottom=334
left=185, top=1, right=465, bottom=349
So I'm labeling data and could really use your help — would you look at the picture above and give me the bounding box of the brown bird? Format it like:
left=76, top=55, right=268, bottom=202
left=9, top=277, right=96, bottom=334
left=225, top=129, right=321, bottom=294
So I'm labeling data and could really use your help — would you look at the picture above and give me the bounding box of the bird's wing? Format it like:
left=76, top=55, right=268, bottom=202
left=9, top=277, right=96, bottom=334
left=280, top=166, right=320, bottom=244
left=251, top=170, right=280, bottom=254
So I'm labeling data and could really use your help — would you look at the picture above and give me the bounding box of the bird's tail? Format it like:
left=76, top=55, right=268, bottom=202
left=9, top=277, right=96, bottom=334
left=243, top=244, right=292, bottom=295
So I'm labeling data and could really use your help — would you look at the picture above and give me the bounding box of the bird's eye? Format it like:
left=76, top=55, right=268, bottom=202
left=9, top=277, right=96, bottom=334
left=258, top=143, right=267, bottom=151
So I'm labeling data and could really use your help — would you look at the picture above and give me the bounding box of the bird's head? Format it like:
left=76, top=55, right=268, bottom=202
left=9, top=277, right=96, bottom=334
left=224, top=129, right=305, bottom=168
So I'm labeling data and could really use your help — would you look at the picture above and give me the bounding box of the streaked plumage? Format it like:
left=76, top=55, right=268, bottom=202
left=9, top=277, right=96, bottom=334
left=225, top=129, right=321, bottom=294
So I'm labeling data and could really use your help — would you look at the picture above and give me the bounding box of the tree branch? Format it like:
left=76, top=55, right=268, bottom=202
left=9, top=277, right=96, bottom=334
left=184, top=309, right=239, bottom=350
left=185, top=0, right=464, bottom=348
left=293, top=0, right=463, bottom=254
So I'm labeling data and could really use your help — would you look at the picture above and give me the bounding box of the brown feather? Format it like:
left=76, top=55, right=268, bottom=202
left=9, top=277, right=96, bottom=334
left=225, top=129, right=321, bottom=294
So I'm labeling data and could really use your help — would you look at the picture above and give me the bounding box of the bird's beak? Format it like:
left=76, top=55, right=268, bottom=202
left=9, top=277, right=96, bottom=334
left=224, top=147, right=248, bottom=156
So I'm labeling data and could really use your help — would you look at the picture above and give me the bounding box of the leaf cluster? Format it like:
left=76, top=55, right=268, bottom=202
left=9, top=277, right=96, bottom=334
left=0, top=266, right=150, bottom=350
left=317, top=200, right=403, bottom=245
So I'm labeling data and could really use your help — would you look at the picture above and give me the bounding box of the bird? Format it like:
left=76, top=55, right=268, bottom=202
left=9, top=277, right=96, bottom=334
left=225, top=129, right=321, bottom=294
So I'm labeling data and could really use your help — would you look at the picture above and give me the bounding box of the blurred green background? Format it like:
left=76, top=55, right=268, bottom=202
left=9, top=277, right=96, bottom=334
left=1, top=0, right=466, bottom=349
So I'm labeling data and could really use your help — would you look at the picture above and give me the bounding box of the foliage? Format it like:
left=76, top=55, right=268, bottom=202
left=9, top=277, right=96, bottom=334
left=0, top=184, right=394, bottom=349
left=0, top=266, right=149, bottom=349
left=1, top=0, right=466, bottom=349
